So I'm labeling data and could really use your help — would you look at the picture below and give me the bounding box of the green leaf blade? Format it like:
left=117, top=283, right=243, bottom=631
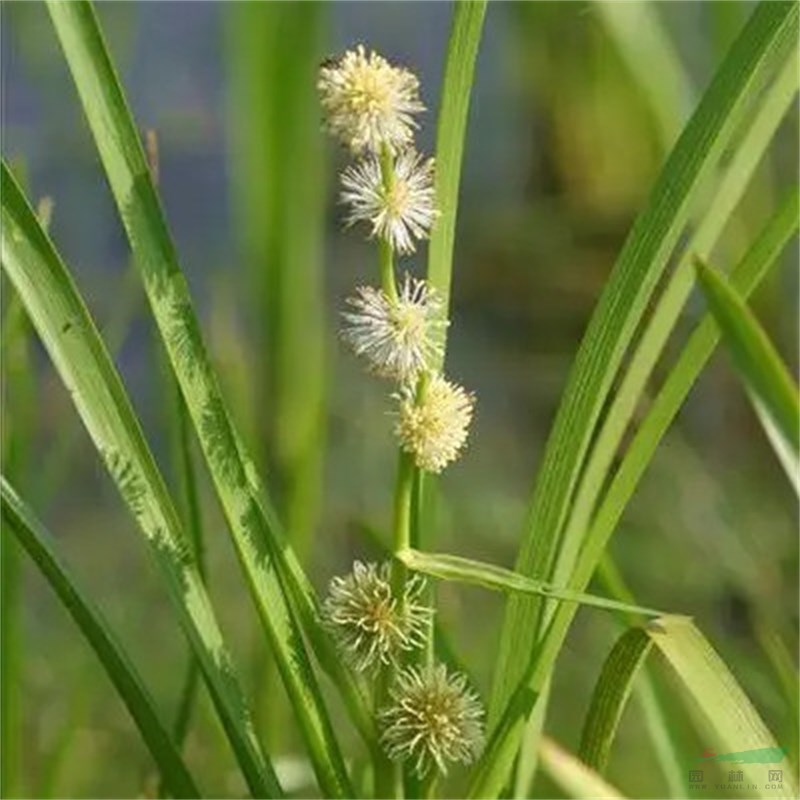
left=695, top=259, right=799, bottom=459
left=1, top=162, right=282, bottom=799
left=427, top=0, right=487, bottom=354
left=398, top=548, right=670, bottom=617
left=645, top=617, right=797, bottom=799
left=1, top=478, right=200, bottom=800
left=550, top=49, right=799, bottom=596
left=482, top=189, right=799, bottom=800
left=45, top=2, right=358, bottom=793
left=474, top=4, right=799, bottom=790
left=584, top=189, right=799, bottom=609
left=492, top=0, right=798, bottom=731
left=578, top=628, right=653, bottom=775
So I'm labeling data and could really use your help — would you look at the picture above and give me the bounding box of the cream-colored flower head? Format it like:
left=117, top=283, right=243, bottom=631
left=318, top=45, right=424, bottom=154
left=380, top=664, right=485, bottom=776
left=322, top=561, right=433, bottom=673
left=341, top=148, right=438, bottom=254
left=395, top=374, right=474, bottom=473
left=341, top=274, right=447, bottom=382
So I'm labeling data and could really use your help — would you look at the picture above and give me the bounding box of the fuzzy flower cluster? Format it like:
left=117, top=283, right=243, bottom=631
left=318, top=44, right=475, bottom=475
left=340, top=148, right=437, bottom=255
left=318, top=46, right=485, bottom=778
left=321, top=563, right=485, bottom=775
left=318, top=45, right=423, bottom=154
left=322, top=561, right=431, bottom=672
left=396, top=375, right=475, bottom=473
left=341, top=273, right=447, bottom=383
left=380, top=664, right=485, bottom=776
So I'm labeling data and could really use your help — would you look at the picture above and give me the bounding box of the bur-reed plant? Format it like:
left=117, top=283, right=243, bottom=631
left=1, top=2, right=798, bottom=799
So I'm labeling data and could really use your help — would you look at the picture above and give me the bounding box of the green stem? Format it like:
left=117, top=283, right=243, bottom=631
left=372, top=140, right=406, bottom=800
left=412, top=376, right=435, bottom=670
left=379, top=144, right=398, bottom=301
left=374, top=451, right=415, bottom=800
left=374, top=665, right=403, bottom=798
left=379, top=238, right=398, bottom=302
left=391, top=451, right=414, bottom=591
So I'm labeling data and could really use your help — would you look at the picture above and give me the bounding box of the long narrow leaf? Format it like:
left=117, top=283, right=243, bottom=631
left=511, top=678, right=551, bottom=800
left=398, top=549, right=671, bottom=618
left=695, top=260, right=799, bottom=468
left=645, top=616, right=797, bottom=799
left=506, top=189, right=798, bottom=796
left=484, top=190, right=800, bottom=800
left=1, top=478, right=200, bottom=799
left=578, top=628, right=653, bottom=775
left=0, top=163, right=281, bottom=798
left=473, top=142, right=799, bottom=800
left=46, top=3, right=355, bottom=793
left=597, top=558, right=686, bottom=798
left=550, top=50, right=799, bottom=596
left=491, top=0, right=798, bottom=728
left=427, top=0, right=487, bottom=345
left=582, top=190, right=798, bottom=615
left=147, top=129, right=207, bottom=758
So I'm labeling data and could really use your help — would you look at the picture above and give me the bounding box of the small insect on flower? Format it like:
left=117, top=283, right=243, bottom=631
left=380, top=664, right=485, bottom=776
left=322, top=561, right=432, bottom=673
left=395, top=374, right=475, bottom=473
left=340, top=148, right=438, bottom=254
left=317, top=44, right=424, bottom=153
left=341, top=274, right=447, bottom=382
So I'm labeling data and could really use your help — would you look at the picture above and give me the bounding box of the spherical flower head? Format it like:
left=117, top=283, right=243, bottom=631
left=341, top=148, right=438, bottom=254
left=341, top=274, right=448, bottom=382
left=318, top=45, right=424, bottom=154
left=322, top=561, right=433, bottom=673
left=380, top=664, right=485, bottom=776
left=395, top=374, right=475, bottom=473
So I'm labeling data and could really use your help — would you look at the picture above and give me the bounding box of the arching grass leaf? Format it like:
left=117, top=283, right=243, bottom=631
left=695, top=259, right=799, bottom=484
left=398, top=549, right=671, bottom=617
left=0, top=162, right=281, bottom=798
left=1, top=478, right=200, bottom=800
left=45, top=3, right=361, bottom=792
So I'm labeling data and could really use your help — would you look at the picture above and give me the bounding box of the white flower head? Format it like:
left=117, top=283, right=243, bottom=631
left=380, top=664, right=485, bottom=776
left=322, top=561, right=433, bottom=673
left=395, top=374, right=475, bottom=473
left=341, top=148, right=438, bottom=254
left=341, top=274, right=448, bottom=382
left=318, top=45, right=424, bottom=153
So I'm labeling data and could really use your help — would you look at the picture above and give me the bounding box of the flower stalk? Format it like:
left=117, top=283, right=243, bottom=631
left=383, top=124, right=412, bottom=800
left=318, top=44, right=484, bottom=795
left=378, top=144, right=399, bottom=302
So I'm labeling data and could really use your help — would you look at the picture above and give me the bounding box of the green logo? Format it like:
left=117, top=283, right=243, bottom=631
left=699, top=747, right=787, bottom=765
